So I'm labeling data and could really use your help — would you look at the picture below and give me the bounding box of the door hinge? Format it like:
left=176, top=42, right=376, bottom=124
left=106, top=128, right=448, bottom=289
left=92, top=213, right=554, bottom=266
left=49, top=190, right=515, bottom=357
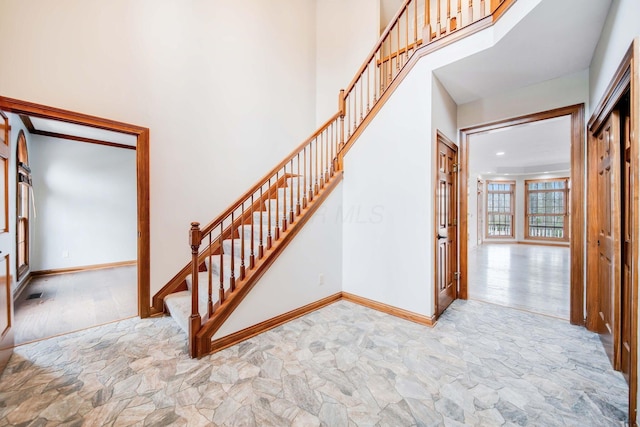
left=452, top=163, right=459, bottom=173
left=454, top=272, right=460, bottom=280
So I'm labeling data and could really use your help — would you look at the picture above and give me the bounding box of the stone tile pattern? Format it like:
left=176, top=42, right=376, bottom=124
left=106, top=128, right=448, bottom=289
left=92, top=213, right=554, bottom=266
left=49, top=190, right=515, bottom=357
left=0, top=300, right=628, bottom=426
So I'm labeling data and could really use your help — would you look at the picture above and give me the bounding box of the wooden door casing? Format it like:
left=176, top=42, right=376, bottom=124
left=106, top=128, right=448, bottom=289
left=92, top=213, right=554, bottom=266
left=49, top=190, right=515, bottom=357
left=596, top=110, right=621, bottom=367
left=0, top=111, right=13, bottom=373
left=435, top=132, right=458, bottom=317
left=621, top=96, right=632, bottom=380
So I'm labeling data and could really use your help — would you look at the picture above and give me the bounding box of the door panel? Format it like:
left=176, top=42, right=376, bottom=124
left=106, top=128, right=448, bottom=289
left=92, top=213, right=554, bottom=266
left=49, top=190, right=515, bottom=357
left=620, top=100, right=632, bottom=381
left=436, top=134, right=458, bottom=317
left=596, top=111, right=621, bottom=367
left=0, top=111, right=13, bottom=373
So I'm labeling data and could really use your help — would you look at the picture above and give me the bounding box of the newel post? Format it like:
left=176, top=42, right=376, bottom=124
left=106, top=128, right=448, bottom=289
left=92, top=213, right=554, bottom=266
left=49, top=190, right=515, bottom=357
left=337, top=89, right=346, bottom=171
left=188, top=221, right=202, bottom=358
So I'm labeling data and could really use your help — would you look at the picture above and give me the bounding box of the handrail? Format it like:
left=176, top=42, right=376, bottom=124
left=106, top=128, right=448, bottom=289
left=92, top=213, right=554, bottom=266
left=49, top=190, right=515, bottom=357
left=199, top=111, right=341, bottom=237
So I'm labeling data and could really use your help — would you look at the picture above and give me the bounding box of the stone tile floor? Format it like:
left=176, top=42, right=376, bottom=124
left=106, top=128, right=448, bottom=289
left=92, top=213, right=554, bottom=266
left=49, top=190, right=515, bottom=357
left=0, top=300, right=629, bottom=426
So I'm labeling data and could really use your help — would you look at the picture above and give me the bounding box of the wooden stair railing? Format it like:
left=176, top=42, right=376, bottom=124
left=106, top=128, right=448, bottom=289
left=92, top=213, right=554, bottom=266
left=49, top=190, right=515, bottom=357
left=153, top=0, right=515, bottom=358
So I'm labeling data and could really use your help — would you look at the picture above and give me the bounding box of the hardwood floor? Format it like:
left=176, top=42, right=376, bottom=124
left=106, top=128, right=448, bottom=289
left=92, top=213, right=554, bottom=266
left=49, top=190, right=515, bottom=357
left=13, top=266, right=137, bottom=345
left=467, top=243, right=570, bottom=319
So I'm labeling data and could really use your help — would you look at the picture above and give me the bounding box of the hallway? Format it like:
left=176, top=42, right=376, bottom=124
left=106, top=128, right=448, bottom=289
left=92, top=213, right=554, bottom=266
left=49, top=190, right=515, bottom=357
left=468, top=244, right=570, bottom=319
left=0, top=299, right=627, bottom=425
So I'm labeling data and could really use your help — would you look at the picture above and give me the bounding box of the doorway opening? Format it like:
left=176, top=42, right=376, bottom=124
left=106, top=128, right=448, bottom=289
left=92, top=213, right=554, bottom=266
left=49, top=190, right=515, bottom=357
left=0, top=97, right=150, bottom=359
left=460, top=104, right=585, bottom=326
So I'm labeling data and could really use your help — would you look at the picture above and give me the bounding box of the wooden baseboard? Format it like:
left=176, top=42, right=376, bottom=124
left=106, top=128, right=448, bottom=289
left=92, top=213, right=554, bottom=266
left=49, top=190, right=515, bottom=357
left=341, top=292, right=436, bottom=327
left=31, top=260, right=137, bottom=277
left=209, top=293, right=343, bottom=353
left=12, top=273, right=29, bottom=301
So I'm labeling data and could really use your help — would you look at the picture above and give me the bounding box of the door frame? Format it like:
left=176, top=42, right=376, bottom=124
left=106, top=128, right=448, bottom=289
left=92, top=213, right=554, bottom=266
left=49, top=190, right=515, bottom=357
left=433, top=130, right=458, bottom=318
left=0, top=97, right=151, bottom=318
left=459, top=103, right=585, bottom=326
left=586, top=39, right=638, bottom=426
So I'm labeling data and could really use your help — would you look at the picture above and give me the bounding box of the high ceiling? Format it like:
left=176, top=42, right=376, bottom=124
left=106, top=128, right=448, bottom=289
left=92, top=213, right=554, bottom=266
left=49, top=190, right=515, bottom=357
left=468, top=115, right=571, bottom=178
left=434, top=0, right=612, bottom=104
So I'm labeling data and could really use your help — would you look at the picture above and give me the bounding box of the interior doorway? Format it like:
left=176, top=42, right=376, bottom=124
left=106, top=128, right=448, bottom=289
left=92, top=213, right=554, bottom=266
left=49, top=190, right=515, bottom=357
left=0, top=97, right=150, bottom=370
left=460, top=104, right=585, bottom=326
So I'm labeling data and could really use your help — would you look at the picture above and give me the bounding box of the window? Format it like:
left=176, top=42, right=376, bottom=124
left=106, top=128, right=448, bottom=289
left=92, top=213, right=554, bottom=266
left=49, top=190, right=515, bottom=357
left=486, top=181, right=515, bottom=238
left=525, top=178, right=569, bottom=240
left=16, top=130, right=31, bottom=279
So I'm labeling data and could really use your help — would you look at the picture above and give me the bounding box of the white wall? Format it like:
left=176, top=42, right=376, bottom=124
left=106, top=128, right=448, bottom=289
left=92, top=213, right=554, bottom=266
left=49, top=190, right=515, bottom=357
left=213, top=181, right=343, bottom=339
left=589, top=0, right=640, bottom=115
left=342, top=61, right=433, bottom=316
left=29, top=136, right=137, bottom=271
left=432, top=76, right=458, bottom=143
left=315, top=0, right=380, bottom=125
left=458, top=69, right=590, bottom=129
left=0, top=0, right=318, bottom=296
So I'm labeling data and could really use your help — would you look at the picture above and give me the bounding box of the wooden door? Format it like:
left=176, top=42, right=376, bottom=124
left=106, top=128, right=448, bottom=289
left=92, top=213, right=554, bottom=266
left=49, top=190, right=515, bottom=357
left=620, top=98, right=632, bottom=381
left=436, top=133, right=458, bottom=317
left=596, top=110, right=621, bottom=366
left=0, top=111, right=13, bottom=373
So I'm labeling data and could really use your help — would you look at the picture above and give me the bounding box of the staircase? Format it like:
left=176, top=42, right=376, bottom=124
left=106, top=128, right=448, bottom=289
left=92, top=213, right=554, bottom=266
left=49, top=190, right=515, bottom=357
left=152, top=0, right=515, bottom=358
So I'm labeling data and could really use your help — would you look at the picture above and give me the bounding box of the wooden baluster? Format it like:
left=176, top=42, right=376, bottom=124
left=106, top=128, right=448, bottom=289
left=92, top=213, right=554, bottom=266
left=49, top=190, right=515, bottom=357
left=352, top=91, right=357, bottom=131
left=282, top=166, right=288, bottom=232
left=259, top=187, right=264, bottom=258
left=303, top=147, right=308, bottom=208
left=267, top=178, right=273, bottom=249
left=275, top=171, right=280, bottom=240
left=319, top=131, right=324, bottom=189
left=456, top=0, right=461, bottom=29
left=424, top=0, right=432, bottom=42
left=296, top=154, right=302, bottom=216
left=373, top=55, right=378, bottom=104
left=208, top=235, right=213, bottom=318
left=414, top=0, right=418, bottom=46
left=290, top=158, right=295, bottom=223
left=388, top=31, right=393, bottom=83
left=436, top=0, right=441, bottom=37
left=360, top=76, right=363, bottom=122
left=446, top=0, right=452, bottom=32
left=188, top=221, right=201, bottom=358
left=405, top=7, right=409, bottom=62
left=240, top=203, right=245, bottom=280
left=230, top=213, right=235, bottom=291
left=339, top=89, right=346, bottom=151
left=481, top=0, right=486, bottom=17
left=366, top=62, right=371, bottom=113
left=396, top=17, right=401, bottom=71
left=347, top=92, right=351, bottom=138
left=219, top=222, right=225, bottom=304
left=250, top=194, right=255, bottom=268
left=331, top=122, right=336, bottom=176
left=468, top=0, right=473, bottom=21
left=325, top=128, right=329, bottom=184
left=308, top=144, right=314, bottom=202
left=314, top=138, right=319, bottom=195
left=380, top=39, right=385, bottom=93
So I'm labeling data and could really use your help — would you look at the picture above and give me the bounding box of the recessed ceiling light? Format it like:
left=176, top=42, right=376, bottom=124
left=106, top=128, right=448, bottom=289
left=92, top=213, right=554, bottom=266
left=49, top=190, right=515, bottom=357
left=496, top=151, right=505, bottom=156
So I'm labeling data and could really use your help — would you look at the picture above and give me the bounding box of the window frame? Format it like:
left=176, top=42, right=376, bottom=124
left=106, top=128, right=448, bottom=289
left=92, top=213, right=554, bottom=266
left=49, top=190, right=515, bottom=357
left=524, top=177, right=570, bottom=242
left=485, top=180, right=515, bottom=239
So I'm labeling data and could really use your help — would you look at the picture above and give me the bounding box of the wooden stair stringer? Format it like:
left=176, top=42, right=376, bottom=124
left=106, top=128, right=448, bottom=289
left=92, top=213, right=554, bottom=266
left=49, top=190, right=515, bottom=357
left=194, top=172, right=343, bottom=357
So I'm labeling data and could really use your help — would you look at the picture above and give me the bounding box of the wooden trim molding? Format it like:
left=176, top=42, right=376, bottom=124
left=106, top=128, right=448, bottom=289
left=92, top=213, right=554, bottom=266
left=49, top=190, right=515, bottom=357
left=0, top=96, right=151, bottom=318
left=459, top=104, right=585, bottom=326
left=209, top=293, right=343, bottom=354
left=31, top=260, right=137, bottom=277
left=342, top=292, right=436, bottom=327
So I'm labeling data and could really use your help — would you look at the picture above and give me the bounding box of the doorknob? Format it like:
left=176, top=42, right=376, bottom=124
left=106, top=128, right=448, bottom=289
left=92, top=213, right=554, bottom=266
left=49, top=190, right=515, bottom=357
left=438, top=229, right=448, bottom=240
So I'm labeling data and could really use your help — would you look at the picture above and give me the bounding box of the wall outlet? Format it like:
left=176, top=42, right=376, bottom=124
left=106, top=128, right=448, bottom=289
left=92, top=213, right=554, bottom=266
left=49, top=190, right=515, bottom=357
left=318, top=273, right=324, bottom=286
left=62, top=250, right=70, bottom=258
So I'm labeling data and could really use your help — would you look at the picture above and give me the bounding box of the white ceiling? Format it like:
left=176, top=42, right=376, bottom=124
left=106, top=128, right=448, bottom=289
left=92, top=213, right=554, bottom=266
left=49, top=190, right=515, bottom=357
left=434, top=0, right=611, bottom=104
left=469, top=115, right=571, bottom=177
left=29, top=116, right=137, bottom=147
